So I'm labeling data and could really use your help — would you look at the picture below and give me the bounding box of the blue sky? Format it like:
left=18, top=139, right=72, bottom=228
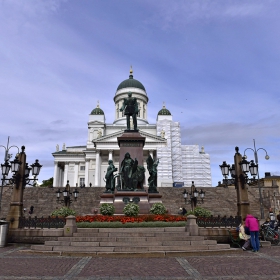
left=0, top=0, right=279, bottom=186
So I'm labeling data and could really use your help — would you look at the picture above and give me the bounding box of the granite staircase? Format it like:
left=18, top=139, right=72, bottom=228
left=30, top=227, right=235, bottom=257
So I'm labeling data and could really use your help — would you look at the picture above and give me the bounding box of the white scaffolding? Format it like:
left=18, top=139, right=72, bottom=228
left=156, top=119, right=212, bottom=188
left=181, top=145, right=212, bottom=187
left=170, top=122, right=183, bottom=182
left=156, top=120, right=173, bottom=181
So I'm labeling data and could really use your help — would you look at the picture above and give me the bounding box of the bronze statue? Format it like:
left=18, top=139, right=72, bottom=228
left=120, top=92, right=138, bottom=131
left=119, top=152, right=145, bottom=190
left=146, top=155, right=159, bottom=193
left=104, top=160, right=117, bottom=193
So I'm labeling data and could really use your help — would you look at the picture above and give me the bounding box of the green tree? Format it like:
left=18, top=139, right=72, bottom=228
left=40, top=177, right=53, bottom=187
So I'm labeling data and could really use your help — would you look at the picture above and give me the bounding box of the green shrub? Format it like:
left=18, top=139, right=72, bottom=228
left=149, top=203, right=167, bottom=215
left=123, top=203, right=139, bottom=217
left=51, top=207, right=76, bottom=217
left=186, top=207, right=211, bottom=217
left=100, top=203, right=115, bottom=216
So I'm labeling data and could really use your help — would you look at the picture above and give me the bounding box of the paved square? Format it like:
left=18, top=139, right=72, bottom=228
left=1, top=244, right=280, bottom=279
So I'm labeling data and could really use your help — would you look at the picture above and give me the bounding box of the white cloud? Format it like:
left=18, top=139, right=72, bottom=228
left=142, top=0, right=273, bottom=31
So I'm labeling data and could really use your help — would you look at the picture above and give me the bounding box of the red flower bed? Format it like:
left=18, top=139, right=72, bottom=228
left=76, top=214, right=186, bottom=224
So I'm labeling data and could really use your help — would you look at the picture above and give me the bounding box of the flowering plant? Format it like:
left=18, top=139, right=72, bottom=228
left=76, top=214, right=186, bottom=224
left=51, top=207, right=76, bottom=217
left=123, top=203, right=139, bottom=217
left=186, top=207, right=211, bottom=217
left=149, top=203, right=167, bottom=215
left=100, top=203, right=115, bottom=216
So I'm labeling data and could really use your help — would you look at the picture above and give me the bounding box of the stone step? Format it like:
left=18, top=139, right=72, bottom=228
left=73, top=232, right=194, bottom=238
left=76, top=227, right=186, bottom=233
left=31, top=243, right=230, bottom=253
left=29, top=227, right=233, bottom=256
left=59, top=235, right=204, bottom=242
left=45, top=239, right=216, bottom=247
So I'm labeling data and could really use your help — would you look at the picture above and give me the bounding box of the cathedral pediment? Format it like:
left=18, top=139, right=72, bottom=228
left=93, top=130, right=166, bottom=144
left=88, top=120, right=105, bottom=126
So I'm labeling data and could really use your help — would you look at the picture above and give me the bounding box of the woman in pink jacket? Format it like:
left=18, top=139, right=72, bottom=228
left=245, top=214, right=260, bottom=252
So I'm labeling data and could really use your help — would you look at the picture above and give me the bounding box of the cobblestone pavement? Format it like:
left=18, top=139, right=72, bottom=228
left=1, top=244, right=280, bottom=280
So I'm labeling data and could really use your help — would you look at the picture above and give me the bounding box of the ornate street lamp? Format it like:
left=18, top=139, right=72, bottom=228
left=220, top=161, right=230, bottom=177
left=182, top=181, right=205, bottom=211
left=56, top=180, right=79, bottom=208
left=219, top=161, right=236, bottom=187
left=220, top=141, right=269, bottom=219
left=4, top=152, right=42, bottom=189
left=1, top=140, right=42, bottom=226
left=220, top=158, right=258, bottom=189
left=243, top=139, right=269, bottom=219
left=0, top=138, right=20, bottom=214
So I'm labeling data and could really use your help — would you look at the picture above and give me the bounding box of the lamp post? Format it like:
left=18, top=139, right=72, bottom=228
left=219, top=147, right=251, bottom=219
left=182, top=181, right=205, bottom=211
left=56, top=180, right=79, bottom=208
left=219, top=161, right=236, bottom=188
left=3, top=145, right=42, bottom=228
left=272, top=191, right=277, bottom=217
left=0, top=137, right=20, bottom=215
left=243, top=139, right=269, bottom=219
left=220, top=158, right=258, bottom=189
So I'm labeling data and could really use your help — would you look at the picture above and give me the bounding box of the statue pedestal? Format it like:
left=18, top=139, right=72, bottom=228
left=117, top=131, right=146, bottom=166
left=114, top=190, right=150, bottom=214
left=99, top=189, right=162, bottom=215
left=99, top=130, right=162, bottom=214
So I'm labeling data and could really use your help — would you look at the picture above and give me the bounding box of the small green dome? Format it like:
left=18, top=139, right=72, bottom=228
left=91, top=103, right=104, bottom=115
left=158, top=105, right=171, bottom=115
left=117, top=68, right=146, bottom=91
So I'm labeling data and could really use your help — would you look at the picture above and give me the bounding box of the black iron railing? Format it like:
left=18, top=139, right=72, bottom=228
left=197, top=216, right=242, bottom=228
left=18, top=216, right=66, bottom=229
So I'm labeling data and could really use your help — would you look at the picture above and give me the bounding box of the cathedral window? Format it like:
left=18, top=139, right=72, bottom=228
left=79, top=178, right=85, bottom=186
left=80, top=166, right=85, bottom=171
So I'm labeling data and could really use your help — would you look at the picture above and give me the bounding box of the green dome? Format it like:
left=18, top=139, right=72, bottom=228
left=91, top=104, right=104, bottom=115
left=158, top=105, right=171, bottom=115
left=117, top=73, right=146, bottom=91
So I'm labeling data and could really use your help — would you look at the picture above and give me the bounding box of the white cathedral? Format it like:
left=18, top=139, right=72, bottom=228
left=52, top=69, right=212, bottom=188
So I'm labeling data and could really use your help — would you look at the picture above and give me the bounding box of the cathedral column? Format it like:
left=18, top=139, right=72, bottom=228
left=60, top=168, right=64, bottom=187
left=63, top=162, right=69, bottom=186
left=57, top=167, right=62, bottom=187
left=95, top=150, right=100, bottom=186
left=149, top=150, right=154, bottom=158
left=108, top=150, right=113, bottom=161
left=53, top=162, right=59, bottom=187
left=85, top=159, right=90, bottom=187
left=74, top=163, right=79, bottom=186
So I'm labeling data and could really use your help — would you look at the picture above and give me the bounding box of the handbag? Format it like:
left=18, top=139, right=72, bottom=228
left=244, top=226, right=250, bottom=235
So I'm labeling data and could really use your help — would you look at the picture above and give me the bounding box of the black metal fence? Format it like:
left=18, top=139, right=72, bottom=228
left=197, top=216, right=242, bottom=228
left=18, top=216, right=66, bottom=229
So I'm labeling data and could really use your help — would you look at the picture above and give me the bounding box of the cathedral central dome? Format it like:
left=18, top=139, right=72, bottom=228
left=116, top=68, right=146, bottom=91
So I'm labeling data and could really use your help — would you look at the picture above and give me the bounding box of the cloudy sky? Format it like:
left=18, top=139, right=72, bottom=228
left=0, top=0, right=279, bottom=187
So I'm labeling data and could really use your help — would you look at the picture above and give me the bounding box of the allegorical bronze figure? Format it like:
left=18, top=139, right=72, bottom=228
left=104, top=160, right=118, bottom=193
left=119, top=152, right=145, bottom=190
left=146, top=155, right=159, bottom=193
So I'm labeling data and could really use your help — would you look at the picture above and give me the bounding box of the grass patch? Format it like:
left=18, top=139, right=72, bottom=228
left=77, top=221, right=186, bottom=228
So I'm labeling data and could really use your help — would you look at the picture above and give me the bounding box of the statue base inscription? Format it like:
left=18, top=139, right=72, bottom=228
left=117, top=131, right=145, bottom=167
left=99, top=188, right=162, bottom=214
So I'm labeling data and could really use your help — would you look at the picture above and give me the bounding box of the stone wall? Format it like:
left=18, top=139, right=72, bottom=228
left=0, top=185, right=278, bottom=219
